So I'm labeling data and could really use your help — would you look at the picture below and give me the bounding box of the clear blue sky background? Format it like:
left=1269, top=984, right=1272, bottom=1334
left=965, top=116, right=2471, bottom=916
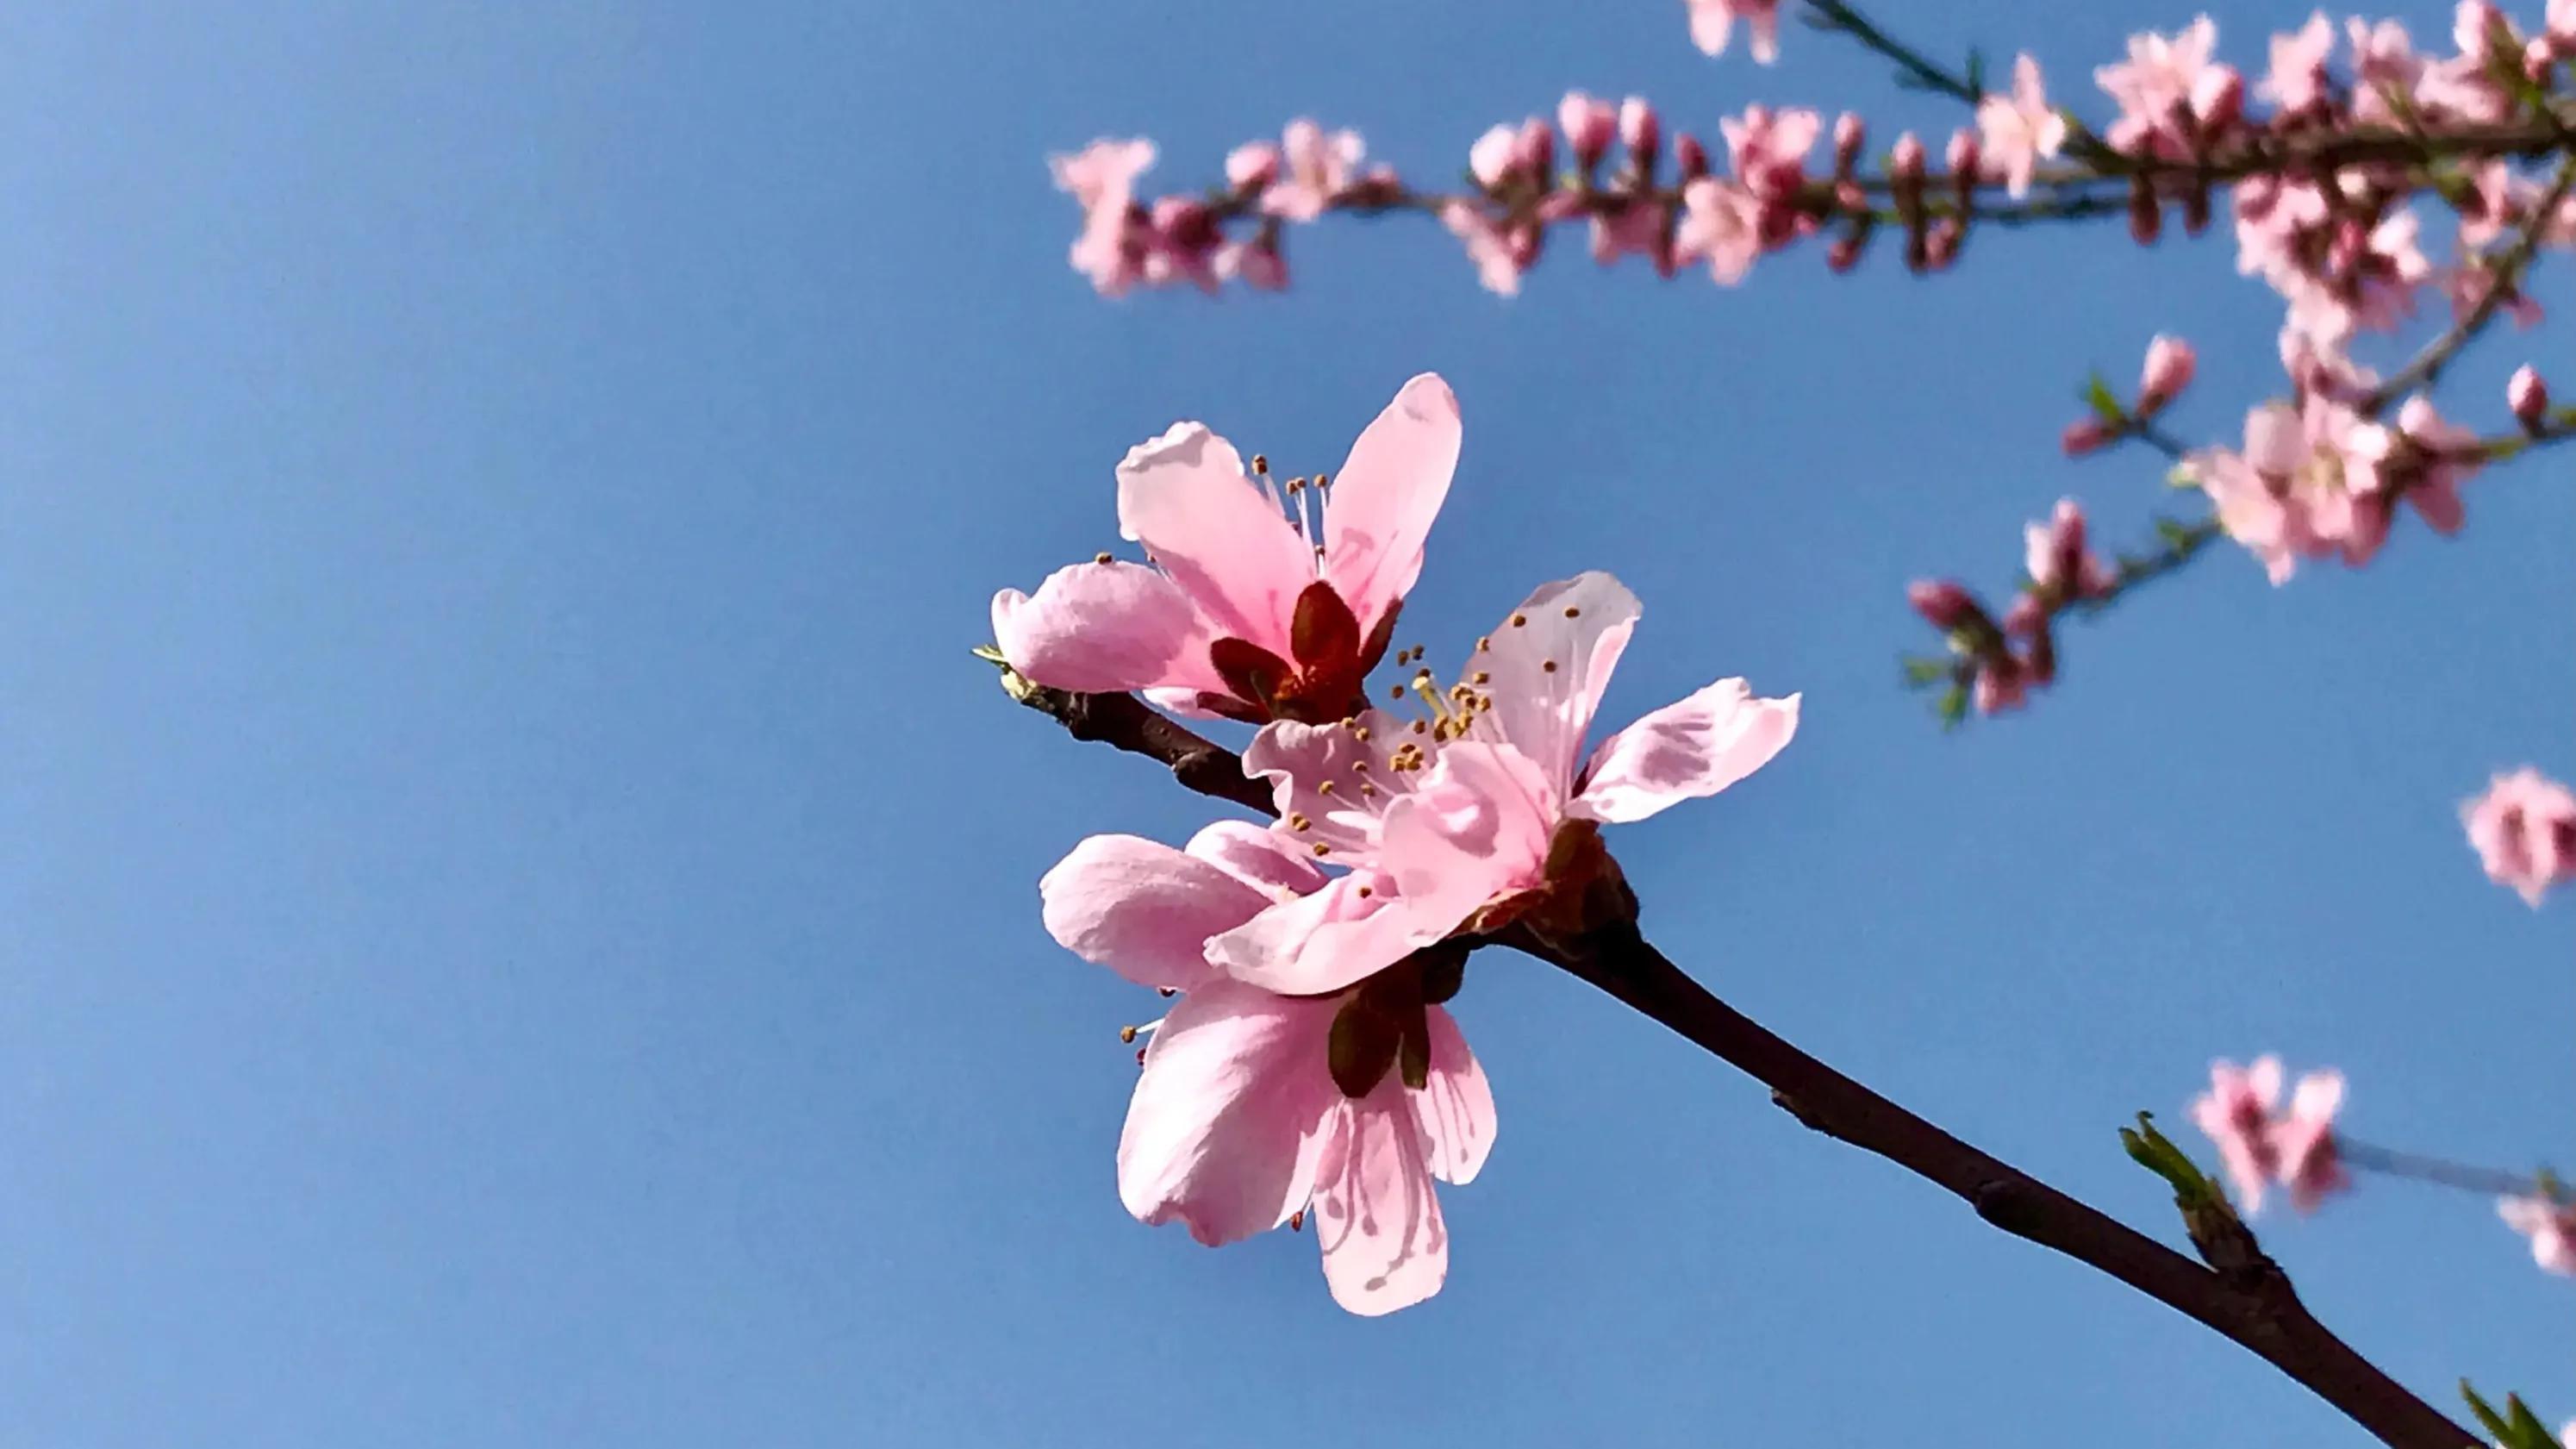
left=2, top=1, right=2566, bottom=1444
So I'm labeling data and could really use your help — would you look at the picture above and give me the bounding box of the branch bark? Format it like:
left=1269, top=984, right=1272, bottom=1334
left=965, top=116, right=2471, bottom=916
left=1531, top=921, right=2473, bottom=1449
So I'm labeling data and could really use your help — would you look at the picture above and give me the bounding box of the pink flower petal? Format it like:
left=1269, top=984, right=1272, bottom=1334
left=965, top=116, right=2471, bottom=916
left=1040, top=834, right=1277, bottom=991
left=1321, top=374, right=1462, bottom=638
left=990, top=561, right=1214, bottom=695
left=1242, top=710, right=1421, bottom=854
left=1475, top=572, right=1642, bottom=796
left=1115, top=422, right=1316, bottom=650
left=1571, top=679, right=1800, bottom=824
left=1413, top=1006, right=1496, bottom=1185
left=1379, top=741, right=1557, bottom=926
left=1204, top=870, right=1426, bottom=996
left=1186, top=820, right=1329, bottom=898
left=1313, top=1082, right=1450, bottom=1315
left=1118, top=982, right=1340, bottom=1245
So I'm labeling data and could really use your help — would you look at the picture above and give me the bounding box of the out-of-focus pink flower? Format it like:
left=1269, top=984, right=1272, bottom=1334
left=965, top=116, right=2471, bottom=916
left=1442, top=202, right=1525, bottom=296
left=2439, top=263, right=2544, bottom=329
left=1226, top=141, right=1282, bottom=193
left=2061, top=416, right=2116, bottom=456
left=2024, top=499, right=2116, bottom=601
left=2138, top=334, right=2197, bottom=415
left=1976, top=53, right=2068, bottom=198
left=2182, top=398, right=2389, bottom=583
left=1261, top=119, right=1364, bottom=223
left=1688, top=0, right=1781, bottom=63
left=994, top=376, right=1461, bottom=721
left=1619, top=97, right=1661, bottom=166
left=1971, top=653, right=2029, bottom=714
left=1039, top=823, right=1496, bottom=1316
left=2347, top=17, right=2426, bottom=124
left=2461, top=767, right=2576, bottom=906
left=1206, top=572, right=1798, bottom=998
left=1719, top=104, right=1821, bottom=197
left=1675, top=178, right=1765, bottom=284
left=1907, top=578, right=1980, bottom=632
left=1052, top=138, right=1158, bottom=295
left=2261, top=12, right=2337, bottom=113
left=1142, top=197, right=1224, bottom=294
left=1216, top=234, right=1289, bottom=291
left=2189, top=1057, right=2349, bottom=1215
left=2096, top=17, right=2242, bottom=155
left=2498, top=1194, right=2576, bottom=1274
left=1590, top=199, right=1672, bottom=273
left=1559, top=91, right=1617, bottom=168
left=2509, top=365, right=2550, bottom=428
left=2384, top=395, right=2480, bottom=534
left=2551, top=0, right=2576, bottom=48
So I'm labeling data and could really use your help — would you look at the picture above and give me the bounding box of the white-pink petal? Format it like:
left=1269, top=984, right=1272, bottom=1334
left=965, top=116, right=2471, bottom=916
left=1413, top=1006, right=1497, bottom=1186
left=1186, top=820, right=1330, bottom=898
left=1114, top=422, right=1315, bottom=648
left=1118, top=983, right=1341, bottom=1246
left=1040, top=834, right=1276, bottom=992
left=991, top=561, right=1213, bottom=696
left=1380, top=741, right=1558, bottom=924
left=1474, top=571, right=1642, bottom=796
left=1322, top=374, right=1462, bottom=639
left=1203, top=870, right=1426, bottom=997
left=1313, top=1081, right=1450, bottom=1315
left=1571, top=679, right=1800, bottom=824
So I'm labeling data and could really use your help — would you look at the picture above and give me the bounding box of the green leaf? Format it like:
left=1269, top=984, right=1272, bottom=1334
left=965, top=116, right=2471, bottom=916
left=1901, top=656, right=1952, bottom=686
left=1936, top=684, right=1968, bottom=730
left=2082, top=372, right=2126, bottom=424
left=2461, top=1383, right=2513, bottom=1444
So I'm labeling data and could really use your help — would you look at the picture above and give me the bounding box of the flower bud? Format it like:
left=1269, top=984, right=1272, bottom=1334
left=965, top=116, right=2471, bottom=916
left=2138, top=334, right=2197, bottom=416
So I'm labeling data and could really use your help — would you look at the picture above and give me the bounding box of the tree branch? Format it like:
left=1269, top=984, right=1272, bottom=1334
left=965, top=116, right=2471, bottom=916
left=2361, top=153, right=2576, bottom=415
left=1525, top=921, right=2475, bottom=1449
left=997, top=674, right=1278, bottom=817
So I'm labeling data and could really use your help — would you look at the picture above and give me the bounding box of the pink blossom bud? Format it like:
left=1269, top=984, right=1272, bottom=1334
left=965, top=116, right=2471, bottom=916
left=1972, top=653, right=2029, bottom=715
left=1832, top=112, right=1865, bottom=172
left=2525, top=36, right=2555, bottom=80
left=2001, top=593, right=2046, bottom=637
left=2128, top=175, right=2162, bottom=244
left=1226, top=141, right=1282, bottom=192
left=1924, top=217, right=1962, bottom=269
left=2509, top=365, right=2549, bottom=429
left=2061, top=416, right=2115, bottom=456
left=1469, top=125, right=1519, bottom=189
left=1891, top=132, right=1926, bottom=182
left=1558, top=91, right=1617, bottom=169
left=1674, top=132, right=1710, bottom=181
left=1619, top=97, right=1661, bottom=166
left=1826, top=232, right=1865, bottom=272
left=2137, top=334, right=2197, bottom=415
left=1513, top=117, right=1556, bottom=178
left=1906, top=579, right=1979, bottom=631
left=1945, top=128, right=1980, bottom=178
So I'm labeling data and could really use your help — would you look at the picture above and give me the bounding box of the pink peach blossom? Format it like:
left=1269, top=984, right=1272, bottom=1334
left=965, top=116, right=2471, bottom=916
left=2138, top=334, right=2197, bottom=414
left=1261, top=119, right=1365, bottom=224
left=1206, top=572, right=1799, bottom=997
left=1675, top=177, right=1765, bottom=284
left=2461, top=768, right=2576, bottom=906
left=1975, top=53, right=2068, bottom=199
left=2189, top=1056, right=2348, bottom=1215
left=993, top=376, right=1461, bottom=721
left=2095, top=17, right=2242, bottom=156
left=2509, top=365, right=2549, bottom=427
left=1051, top=138, right=1158, bottom=296
left=1719, top=104, right=1821, bottom=198
left=2384, top=396, right=2480, bottom=534
left=2260, top=12, right=2336, bottom=113
left=1688, top=0, right=1781, bottom=63
left=2184, top=397, right=2399, bottom=584
left=1442, top=202, right=1525, bottom=296
left=1558, top=91, right=1617, bottom=168
left=1039, top=822, right=1495, bottom=1315
left=2497, top=1193, right=2576, bottom=1274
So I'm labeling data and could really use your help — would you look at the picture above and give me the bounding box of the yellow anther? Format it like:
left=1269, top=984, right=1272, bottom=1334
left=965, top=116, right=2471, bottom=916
left=1094, top=552, right=1113, bottom=565
left=1316, top=780, right=1336, bottom=796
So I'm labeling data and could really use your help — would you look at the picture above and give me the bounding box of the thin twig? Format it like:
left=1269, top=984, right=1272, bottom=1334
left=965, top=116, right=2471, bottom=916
left=2341, top=1139, right=2565, bottom=1200
left=2362, top=153, right=2576, bottom=415
left=997, top=675, right=1276, bottom=817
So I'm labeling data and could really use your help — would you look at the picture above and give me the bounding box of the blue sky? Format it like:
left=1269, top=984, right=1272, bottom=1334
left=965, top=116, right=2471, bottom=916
left=1, top=1, right=2567, bottom=1444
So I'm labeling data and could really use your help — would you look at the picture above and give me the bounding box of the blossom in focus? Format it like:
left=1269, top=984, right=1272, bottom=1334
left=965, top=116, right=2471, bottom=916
left=1039, top=822, right=1495, bottom=1315
left=2189, top=1056, right=2348, bottom=1215
left=993, top=376, right=1462, bottom=721
left=1687, top=0, right=1781, bottom=63
left=1975, top=53, right=2068, bottom=198
left=2497, top=1193, right=2576, bottom=1275
left=2461, top=768, right=2576, bottom=906
left=1206, top=572, right=1799, bottom=997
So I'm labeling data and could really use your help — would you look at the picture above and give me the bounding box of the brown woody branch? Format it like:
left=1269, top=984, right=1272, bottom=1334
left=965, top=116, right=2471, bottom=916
left=1001, top=680, right=2471, bottom=1449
